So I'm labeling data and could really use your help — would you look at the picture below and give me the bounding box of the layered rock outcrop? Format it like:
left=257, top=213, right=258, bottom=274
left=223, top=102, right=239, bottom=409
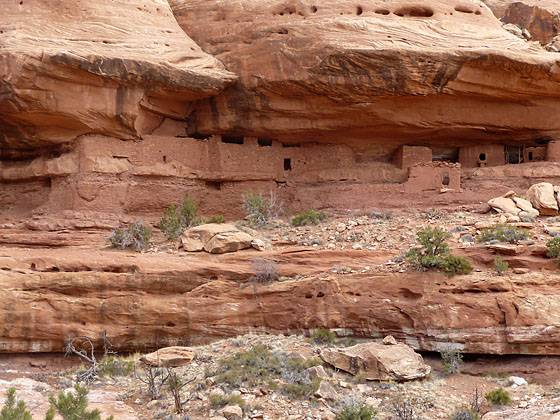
left=171, top=0, right=560, bottom=146
left=0, top=0, right=236, bottom=154
left=1, top=247, right=559, bottom=355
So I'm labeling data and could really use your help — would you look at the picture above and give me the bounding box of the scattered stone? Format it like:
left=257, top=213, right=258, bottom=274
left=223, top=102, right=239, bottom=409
left=383, top=335, right=398, bottom=345
left=305, top=365, right=329, bottom=380
left=509, top=376, right=528, bottom=387
left=314, top=381, right=338, bottom=401
left=251, top=239, right=267, bottom=251
left=513, top=268, right=530, bottom=275
left=221, top=405, right=243, bottom=420
left=488, top=197, right=520, bottom=215
left=140, top=346, right=196, bottom=368
left=320, top=342, right=430, bottom=381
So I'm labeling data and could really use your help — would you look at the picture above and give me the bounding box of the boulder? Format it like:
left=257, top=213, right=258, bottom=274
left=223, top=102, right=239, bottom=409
left=527, top=183, right=558, bottom=215
left=221, top=405, right=243, bottom=420
left=181, top=224, right=256, bottom=254
left=383, top=335, right=398, bottom=345
left=314, top=381, right=338, bottom=400
left=512, top=197, right=539, bottom=218
left=488, top=197, right=520, bottom=215
left=320, top=342, right=430, bottom=381
left=204, top=231, right=254, bottom=254
left=140, top=346, right=196, bottom=368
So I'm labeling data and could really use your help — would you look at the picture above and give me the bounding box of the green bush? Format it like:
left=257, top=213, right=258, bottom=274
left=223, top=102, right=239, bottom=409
left=336, top=400, right=378, bottom=420
left=310, top=328, right=337, bottom=345
left=159, top=195, right=202, bottom=240
left=214, top=345, right=320, bottom=398
left=242, top=191, right=282, bottom=227
left=546, top=237, right=560, bottom=259
left=439, top=255, right=473, bottom=276
left=477, top=224, right=529, bottom=244
left=450, top=409, right=481, bottom=420
left=98, top=356, right=135, bottom=378
left=440, top=350, right=463, bottom=374
left=45, top=384, right=113, bottom=420
left=485, top=388, right=511, bottom=406
left=406, top=227, right=471, bottom=276
left=206, top=215, right=225, bottom=224
left=291, top=210, right=327, bottom=227
left=209, top=393, right=245, bottom=409
left=0, top=387, right=32, bottom=420
left=109, top=222, right=151, bottom=251
left=494, top=257, right=509, bottom=276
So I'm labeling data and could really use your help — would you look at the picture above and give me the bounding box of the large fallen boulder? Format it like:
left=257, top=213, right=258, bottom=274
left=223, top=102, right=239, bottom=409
left=527, top=183, right=558, bottom=215
left=487, top=196, right=520, bottom=215
left=139, top=346, right=196, bottom=368
left=320, top=341, right=431, bottom=381
left=181, top=223, right=260, bottom=254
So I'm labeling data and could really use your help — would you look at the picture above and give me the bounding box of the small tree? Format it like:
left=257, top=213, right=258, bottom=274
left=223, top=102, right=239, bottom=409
left=109, top=222, right=151, bottom=252
left=135, top=365, right=169, bottom=400
left=45, top=384, right=113, bottom=420
left=65, top=336, right=99, bottom=384
left=440, top=350, right=463, bottom=374
left=166, top=368, right=194, bottom=414
left=547, top=237, right=560, bottom=261
left=494, top=257, right=509, bottom=276
left=242, top=191, right=283, bottom=227
left=0, top=388, right=32, bottom=420
left=159, top=195, right=201, bottom=240
left=485, top=388, right=511, bottom=406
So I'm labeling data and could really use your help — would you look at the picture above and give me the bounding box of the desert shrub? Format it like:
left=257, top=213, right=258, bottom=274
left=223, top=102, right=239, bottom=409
left=406, top=227, right=471, bottom=276
left=546, top=237, right=560, bottom=259
left=214, top=345, right=319, bottom=398
left=0, top=387, right=32, bottom=420
left=335, top=398, right=377, bottom=420
left=494, top=256, right=509, bottom=276
left=369, top=210, right=393, bottom=220
left=251, top=258, right=279, bottom=284
left=392, top=400, right=420, bottom=420
left=310, top=328, right=337, bottom=345
left=206, top=215, right=225, bottom=224
left=159, top=195, right=201, bottom=240
left=209, top=393, right=245, bottom=409
left=45, top=384, right=113, bottom=420
left=242, top=191, right=283, bottom=227
left=291, top=210, right=327, bottom=226
left=109, top=222, right=151, bottom=252
left=439, top=255, right=473, bottom=276
left=98, top=356, right=135, bottom=378
left=440, top=350, right=463, bottom=374
left=485, top=388, right=511, bottom=406
left=477, top=224, right=529, bottom=244
left=450, top=409, right=481, bottom=420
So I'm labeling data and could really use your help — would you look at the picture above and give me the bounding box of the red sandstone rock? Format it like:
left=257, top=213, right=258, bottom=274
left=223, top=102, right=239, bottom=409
left=0, top=0, right=236, bottom=152
left=171, top=0, right=560, bottom=145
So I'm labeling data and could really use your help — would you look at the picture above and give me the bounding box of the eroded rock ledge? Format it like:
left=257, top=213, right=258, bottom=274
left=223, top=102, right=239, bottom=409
left=1, top=247, right=559, bottom=355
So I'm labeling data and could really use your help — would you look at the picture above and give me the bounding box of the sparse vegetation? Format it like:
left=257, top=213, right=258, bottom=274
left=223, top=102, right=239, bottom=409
left=250, top=258, right=279, bottom=284
left=167, top=368, right=193, bottom=414
left=392, top=400, right=420, bottom=420
left=485, top=388, right=512, bottom=406
left=291, top=209, right=327, bottom=226
left=310, top=328, right=337, bottom=345
left=98, top=355, right=135, bottom=378
left=159, top=195, right=201, bottom=240
left=109, top=222, right=151, bottom=251
left=335, top=398, right=378, bottom=420
left=205, top=215, right=225, bottom=224
left=213, top=345, right=320, bottom=399
left=369, top=210, right=393, bottom=220
left=242, top=191, right=283, bottom=227
left=0, top=388, right=32, bottom=420
left=477, top=224, right=529, bottom=244
left=546, top=237, right=560, bottom=261
left=494, top=256, right=509, bottom=276
left=449, top=409, right=481, bottom=420
left=406, top=227, right=472, bottom=276
left=45, top=384, right=113, bottom=420
left=209, top=393, right=245, bottom=409
left=440, top=350, right=463, bottom=375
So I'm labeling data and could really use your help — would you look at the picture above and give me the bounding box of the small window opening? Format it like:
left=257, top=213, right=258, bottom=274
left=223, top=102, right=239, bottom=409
left=190, top=132, right=211, bottom=141
left=528, top=152, right=534, bottom=161
left=311, top=6, right=318, bottom=13
left=442, top=174, right=450, bottom=186
left=205, top=181, right=222, bottom=190
left=258, top=138, right=273, bottom=147
left=284, top=158, right=292, bottom=171
left=356, top=6, right=363, bottom=15
left=221, top=135, right=244, bottom=145
left=479, top=153, right=486, bottom=162
left=163, top=155, right=167, bottom=163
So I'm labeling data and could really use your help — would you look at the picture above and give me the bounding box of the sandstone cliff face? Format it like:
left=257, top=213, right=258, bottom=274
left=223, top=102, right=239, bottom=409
left=484, top=0, right=559, bottom=44
left=1, top=247, right=559, bottom=355
left=0, top=0, right=236, bottom=154
left=171, top=0, right=560, bottom=147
